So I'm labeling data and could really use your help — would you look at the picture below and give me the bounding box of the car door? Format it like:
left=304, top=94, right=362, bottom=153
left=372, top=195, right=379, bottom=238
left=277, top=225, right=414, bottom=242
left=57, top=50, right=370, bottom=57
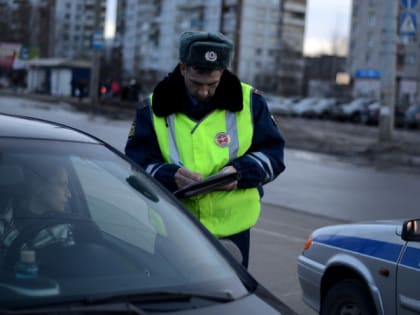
left=396, top=241, right=420, bottom=314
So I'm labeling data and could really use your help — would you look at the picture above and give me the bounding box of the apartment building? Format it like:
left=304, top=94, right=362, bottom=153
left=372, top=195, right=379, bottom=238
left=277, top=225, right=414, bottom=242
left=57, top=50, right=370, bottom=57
left=50, top=0, right=107, bottom=59
left=0, top=0, right=53, bottom=57
left=119, top=0, right=307, bottom=95
left=348, top=0, right=420, bottom=106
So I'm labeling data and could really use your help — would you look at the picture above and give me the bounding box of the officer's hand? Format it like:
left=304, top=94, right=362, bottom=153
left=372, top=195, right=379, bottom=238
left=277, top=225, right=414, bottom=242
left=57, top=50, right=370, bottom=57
left=215, top=166, right=238, bottom=191
left=175, top=167, right=203, bottom=189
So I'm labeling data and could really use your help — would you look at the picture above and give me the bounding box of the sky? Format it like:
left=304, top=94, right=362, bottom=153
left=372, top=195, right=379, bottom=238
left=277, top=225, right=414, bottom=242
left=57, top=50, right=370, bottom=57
left=105, top=0, right=353, bottom=57
left=304, top=0, right=352, bottom=56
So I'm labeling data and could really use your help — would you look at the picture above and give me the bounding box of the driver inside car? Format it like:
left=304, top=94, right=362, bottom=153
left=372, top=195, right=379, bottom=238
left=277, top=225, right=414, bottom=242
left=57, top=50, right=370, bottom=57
left=0, top=160, right=74, bottom=257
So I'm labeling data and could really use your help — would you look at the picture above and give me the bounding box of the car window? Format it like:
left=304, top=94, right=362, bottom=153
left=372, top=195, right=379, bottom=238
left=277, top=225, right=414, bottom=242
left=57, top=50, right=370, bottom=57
left=0, top=139, right=248, bottom=310
left=71, top=157, right=157, bottom=253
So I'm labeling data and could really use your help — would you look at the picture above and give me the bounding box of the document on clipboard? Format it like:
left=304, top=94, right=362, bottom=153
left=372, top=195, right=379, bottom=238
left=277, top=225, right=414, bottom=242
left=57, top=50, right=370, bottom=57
left=174, top=171, right=239, bottom=198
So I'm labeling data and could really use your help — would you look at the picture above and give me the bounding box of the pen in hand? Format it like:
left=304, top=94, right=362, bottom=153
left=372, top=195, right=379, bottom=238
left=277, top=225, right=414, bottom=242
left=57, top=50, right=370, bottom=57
left=175, top=167, right=203, bottom=189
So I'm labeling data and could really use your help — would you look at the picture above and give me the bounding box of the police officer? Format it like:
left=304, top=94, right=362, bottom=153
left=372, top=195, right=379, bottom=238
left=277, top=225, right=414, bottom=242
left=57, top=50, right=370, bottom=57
left=125, top=31, right=285, bottom=268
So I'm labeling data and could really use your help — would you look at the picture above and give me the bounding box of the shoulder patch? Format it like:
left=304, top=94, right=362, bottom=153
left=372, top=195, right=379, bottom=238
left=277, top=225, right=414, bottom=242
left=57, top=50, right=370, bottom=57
left=128, top=122, right=136, bottom=138
left=270, top=114, right=278, bottom=127
left=137, top=97, right=151, bottom=109
left=252, top=88, right=263, bottom=96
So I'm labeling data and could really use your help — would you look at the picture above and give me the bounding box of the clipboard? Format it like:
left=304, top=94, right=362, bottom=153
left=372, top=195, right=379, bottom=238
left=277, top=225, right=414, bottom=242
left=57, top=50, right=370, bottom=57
left=174, top=171, right=239, bottom=198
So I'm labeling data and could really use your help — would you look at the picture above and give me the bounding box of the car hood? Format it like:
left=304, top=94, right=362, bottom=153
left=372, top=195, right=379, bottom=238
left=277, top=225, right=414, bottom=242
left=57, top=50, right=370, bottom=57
left=155, top=292, right=296, bottom=315
left=311, top=219, right=407, bottom=243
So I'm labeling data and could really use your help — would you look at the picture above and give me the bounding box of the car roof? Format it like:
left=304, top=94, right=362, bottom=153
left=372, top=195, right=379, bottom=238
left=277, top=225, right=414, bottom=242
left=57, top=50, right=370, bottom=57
left=0, top=113, right=101, bottom=144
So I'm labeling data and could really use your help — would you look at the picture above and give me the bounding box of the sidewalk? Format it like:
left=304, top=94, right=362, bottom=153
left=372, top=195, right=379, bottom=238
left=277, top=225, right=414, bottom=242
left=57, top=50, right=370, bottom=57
left=0, top=89, right=138, bottom=118
left=277, top=115, right=420, bottom=173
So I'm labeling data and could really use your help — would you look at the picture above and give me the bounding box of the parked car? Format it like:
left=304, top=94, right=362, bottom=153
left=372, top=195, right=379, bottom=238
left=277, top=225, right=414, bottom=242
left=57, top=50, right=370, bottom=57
left=331, top=98, right=376, bottom=122
left=404, top=104, right=420, bottom=129
left=301, top=98, right=338, bottom=119
left=0, top=113, right=296, bottom=314
left=297, top=218, right=420, bottom=315
left=0, top=77, right=10, bottom=88
left=360, top=101, right=381, bottom=125
left=291, top=97, right=320, bottom=117
left=265, top=95, right=301, bottom=116
left=275, top=97, right=301, bottom=116
left=361, top=102, right=408, bottom=127
left=266, top=95, right=288, bottom=115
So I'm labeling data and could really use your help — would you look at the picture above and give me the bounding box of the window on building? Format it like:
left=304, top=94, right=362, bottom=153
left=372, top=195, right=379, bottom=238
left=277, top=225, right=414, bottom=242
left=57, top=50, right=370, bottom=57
left=367, top=33, right=374, bottom=48
left=400, top=35, right=417, bottom=45
left=368, top=13, right=376, bottom=27
left=287, top=10, right=305, bottom=20
left=269, top=10, right=279, bottom=19
left=405, top=54, right=416, bottom=64
left=352, top=5, right=358, bottom=19
left=397, top=52, right=405, bottom=66
left=257, top=8, right=265, bottom=18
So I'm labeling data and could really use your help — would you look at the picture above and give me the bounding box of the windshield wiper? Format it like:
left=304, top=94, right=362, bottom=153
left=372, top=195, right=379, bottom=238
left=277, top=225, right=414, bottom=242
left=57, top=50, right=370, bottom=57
left=2, top=290, right=234, bottom=314
left=86, top=289, right=235, bottom=305
left=0, top=301, right=145, bottom=314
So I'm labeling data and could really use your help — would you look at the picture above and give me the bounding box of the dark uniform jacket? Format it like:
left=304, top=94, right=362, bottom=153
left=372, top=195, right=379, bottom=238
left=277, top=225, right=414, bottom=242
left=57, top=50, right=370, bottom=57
left=125, top=65, right=286, bottom=196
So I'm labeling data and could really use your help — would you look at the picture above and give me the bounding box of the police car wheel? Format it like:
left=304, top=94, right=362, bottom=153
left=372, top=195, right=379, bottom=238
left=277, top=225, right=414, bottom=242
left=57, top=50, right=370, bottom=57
left=321, top=279, right=377, bottom=315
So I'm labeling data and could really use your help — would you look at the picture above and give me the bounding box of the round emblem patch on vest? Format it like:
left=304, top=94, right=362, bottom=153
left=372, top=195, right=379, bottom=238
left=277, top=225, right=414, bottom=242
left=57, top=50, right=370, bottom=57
left=205, top=51, right=218, bottom=62
left=215, top=132, right=231, bottom=147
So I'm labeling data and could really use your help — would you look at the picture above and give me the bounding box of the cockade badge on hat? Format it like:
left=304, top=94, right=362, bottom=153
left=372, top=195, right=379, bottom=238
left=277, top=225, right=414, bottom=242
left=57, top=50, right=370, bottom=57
left=205, top=51, right=218, bottom=62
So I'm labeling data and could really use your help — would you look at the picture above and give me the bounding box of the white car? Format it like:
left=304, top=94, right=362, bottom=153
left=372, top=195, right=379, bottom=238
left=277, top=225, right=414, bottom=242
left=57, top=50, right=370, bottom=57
left=291, top=98, right=320, bottom=117
left=297, top=218, right=420, bottom=315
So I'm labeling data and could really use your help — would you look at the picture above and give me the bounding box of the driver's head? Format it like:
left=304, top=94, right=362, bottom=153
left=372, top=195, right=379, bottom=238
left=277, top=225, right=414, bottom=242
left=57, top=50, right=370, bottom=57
left=27, top=160, right=71, bottom=215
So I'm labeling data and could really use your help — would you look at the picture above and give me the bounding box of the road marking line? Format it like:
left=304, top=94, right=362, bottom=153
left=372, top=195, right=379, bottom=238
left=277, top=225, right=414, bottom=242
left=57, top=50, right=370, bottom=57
left=253, top=227, right=306, bottom=243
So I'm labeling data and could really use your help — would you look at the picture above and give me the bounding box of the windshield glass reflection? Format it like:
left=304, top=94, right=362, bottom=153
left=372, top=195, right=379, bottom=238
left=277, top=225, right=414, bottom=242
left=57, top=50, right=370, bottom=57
left=0, top=140, right=247, bottom=310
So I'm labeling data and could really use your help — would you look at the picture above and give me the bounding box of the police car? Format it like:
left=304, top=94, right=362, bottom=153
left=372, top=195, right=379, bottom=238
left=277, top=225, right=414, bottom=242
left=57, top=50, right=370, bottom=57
left=297, top=218, right=420, bottom=315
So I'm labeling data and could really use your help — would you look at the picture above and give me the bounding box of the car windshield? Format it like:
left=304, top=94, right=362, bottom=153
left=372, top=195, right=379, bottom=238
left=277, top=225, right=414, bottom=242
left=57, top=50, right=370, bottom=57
left=407, top=105, right=420, bottom=113
left=347, top=98, right=367, bottom=109
left=0, top=139, right=248, bottom=310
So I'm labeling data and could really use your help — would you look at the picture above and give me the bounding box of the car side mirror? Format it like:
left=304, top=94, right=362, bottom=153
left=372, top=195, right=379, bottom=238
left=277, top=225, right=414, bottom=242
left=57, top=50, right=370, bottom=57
left=401, top=219, right=420, bottom=241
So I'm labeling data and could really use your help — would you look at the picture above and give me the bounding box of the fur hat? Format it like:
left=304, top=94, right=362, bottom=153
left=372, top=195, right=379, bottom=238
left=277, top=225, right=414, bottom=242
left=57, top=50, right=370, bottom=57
left=179, top=31, right=233, bottom=70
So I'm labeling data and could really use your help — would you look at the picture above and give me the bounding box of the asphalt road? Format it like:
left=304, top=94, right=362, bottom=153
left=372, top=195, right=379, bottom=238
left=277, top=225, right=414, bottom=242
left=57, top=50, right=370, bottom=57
left=264, top=149, right=420, bottom=222
left=249, top=203, right=345, bottom=315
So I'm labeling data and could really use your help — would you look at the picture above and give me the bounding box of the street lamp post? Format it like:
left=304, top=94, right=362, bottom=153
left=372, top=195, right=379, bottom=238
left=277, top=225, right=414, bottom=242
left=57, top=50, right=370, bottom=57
left=89, top=0, right=102, bottom=105
left=379, top=0, right=398, bottom=142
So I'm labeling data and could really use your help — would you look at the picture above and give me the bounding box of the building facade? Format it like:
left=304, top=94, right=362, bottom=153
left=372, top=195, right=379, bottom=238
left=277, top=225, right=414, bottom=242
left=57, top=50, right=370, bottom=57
left=304, top=55, right=350, bottom=100
left=348, top=0, right=420, bottom=107
left=0, top=0, right=52, bottom=58
left=50, top=0, right=107, bottom=59
left=119, top=0, right=307, bottom=95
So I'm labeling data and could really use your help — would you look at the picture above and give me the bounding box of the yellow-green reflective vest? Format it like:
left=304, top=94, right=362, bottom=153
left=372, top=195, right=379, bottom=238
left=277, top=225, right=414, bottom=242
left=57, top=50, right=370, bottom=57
left=151, top=82, right=260, bottom=238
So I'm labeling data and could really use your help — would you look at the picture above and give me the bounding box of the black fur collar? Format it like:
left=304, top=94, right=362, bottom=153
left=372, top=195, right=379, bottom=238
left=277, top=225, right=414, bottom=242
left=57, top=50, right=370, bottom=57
left=152, top=65, right=243, bottom=117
